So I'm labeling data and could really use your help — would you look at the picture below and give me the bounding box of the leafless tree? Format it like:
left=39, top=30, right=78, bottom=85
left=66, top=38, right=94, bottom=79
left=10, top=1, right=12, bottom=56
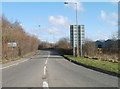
left=2, top=16, right=41, bottom=60
left=83, top=38, right=97, bottom=57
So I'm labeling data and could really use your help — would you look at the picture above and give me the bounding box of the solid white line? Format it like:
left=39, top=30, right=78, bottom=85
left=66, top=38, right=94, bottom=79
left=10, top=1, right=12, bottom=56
left=44, top=66, right=47, bottom=76
left=0, top=63, right=19, bottom=69
left=42, top=81, right=49, bottom=88
left=0, top=59, right=29, bottom=70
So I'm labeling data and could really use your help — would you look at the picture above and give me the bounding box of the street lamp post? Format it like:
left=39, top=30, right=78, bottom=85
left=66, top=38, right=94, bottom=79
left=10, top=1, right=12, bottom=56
left=75, top=3, right=80, bottom=57
left=64, top=2, right=82, bottom=57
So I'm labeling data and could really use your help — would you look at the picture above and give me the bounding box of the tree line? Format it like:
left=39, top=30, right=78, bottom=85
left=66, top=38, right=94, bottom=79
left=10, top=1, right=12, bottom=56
left=1, top=16, right=119, bottom=63
left=2, top=16, right=40, bottom=61
left=55, top=37, right=119, bottom=63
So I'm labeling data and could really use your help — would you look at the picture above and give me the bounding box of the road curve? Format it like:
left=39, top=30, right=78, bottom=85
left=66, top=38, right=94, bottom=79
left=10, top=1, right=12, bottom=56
left=2, top=50, right=119, bottom=88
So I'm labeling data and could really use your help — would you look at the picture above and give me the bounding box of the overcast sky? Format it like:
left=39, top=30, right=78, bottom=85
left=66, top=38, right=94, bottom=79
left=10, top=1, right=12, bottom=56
left=2, top=1, right=118, bottom=43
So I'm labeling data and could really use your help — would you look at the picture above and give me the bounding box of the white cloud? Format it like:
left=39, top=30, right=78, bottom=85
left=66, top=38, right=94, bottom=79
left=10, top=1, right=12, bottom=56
left=65, top=0, right=84, bottom=11
left=48, top=15, right=72, bottom=29
left=101, top=10, right=118, bottom=26
left=45, top=27, right=61, bottom=35
left=86, top=28, right=118, bottom=41
left=49, top=15, right=68, bottom=26
left=101, top=10, right=107, bottom=20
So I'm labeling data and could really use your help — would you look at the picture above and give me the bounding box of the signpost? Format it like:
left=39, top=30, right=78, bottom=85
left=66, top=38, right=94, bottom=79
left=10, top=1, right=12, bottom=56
left=70, top=25, right=85, bottom=57
left=7, top=42, right=17, bottom=58
left=8, top=42, right=17, bottom=47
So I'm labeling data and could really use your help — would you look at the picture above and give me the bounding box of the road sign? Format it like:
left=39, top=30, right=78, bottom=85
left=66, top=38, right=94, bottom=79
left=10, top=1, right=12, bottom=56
left=8, top=42, right=17, bottom=47
left=70, top=25, right=85, bottom=47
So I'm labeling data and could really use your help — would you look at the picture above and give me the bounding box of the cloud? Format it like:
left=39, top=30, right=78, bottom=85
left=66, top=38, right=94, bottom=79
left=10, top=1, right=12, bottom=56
left=101, top=10, right=118, bottom=26
left=45, top=27, right=61, bottom=35
left=101, top=10, right=107, bottom=20
left=65, top=0, right=84, bottom=11
left=86, top=28, right=118, bottom=41
left=30, top=26, right=62, bottom=40
left=48, top=15, right=72, bottom=29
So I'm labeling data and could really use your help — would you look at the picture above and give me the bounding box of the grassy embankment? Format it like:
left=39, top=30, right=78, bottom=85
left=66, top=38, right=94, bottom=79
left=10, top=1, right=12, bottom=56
left=64, top=55, right=119, bottom=74
left=2, top=51, right=37, bottom=64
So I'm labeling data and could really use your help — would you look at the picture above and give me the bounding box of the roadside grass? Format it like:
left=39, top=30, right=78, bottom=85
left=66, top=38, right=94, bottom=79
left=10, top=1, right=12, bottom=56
left=2, top=56, right=21, bottom=64
left=2, top=51, right=37, bottom=64
left=64, top=55, right=120, bottom=74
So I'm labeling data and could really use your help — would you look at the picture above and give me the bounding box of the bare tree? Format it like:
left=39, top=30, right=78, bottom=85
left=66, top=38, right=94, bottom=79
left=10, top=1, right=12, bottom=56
left=83, top=38, right=97, bottom=57
left=2, top=16, right=41, bottom=60
left=55, top=37, right=71, bottom=49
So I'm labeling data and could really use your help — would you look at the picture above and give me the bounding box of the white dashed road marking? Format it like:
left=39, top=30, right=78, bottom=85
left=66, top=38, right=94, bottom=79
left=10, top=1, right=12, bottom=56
left=45, top=60, right=47, bottom=65
left=42, top=52, right=50, bottom=88
left=44, top=66, right=47, bottom=76
left=43, top=81, right=49, bottom=88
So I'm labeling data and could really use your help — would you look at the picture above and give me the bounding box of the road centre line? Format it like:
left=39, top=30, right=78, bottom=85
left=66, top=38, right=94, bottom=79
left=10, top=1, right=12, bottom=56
left=44, top=53, right=50, bottom=75
left=42, top=81, right=49, bottom=88
left=45, top=53, right=50, bottom=65
left=45, top=60, right=48, bottom=65
left=44, top=66, right=47, bottom=76
left=42, top=52, right=50, bottom=87
left=47, top=54, right=50, bottom=60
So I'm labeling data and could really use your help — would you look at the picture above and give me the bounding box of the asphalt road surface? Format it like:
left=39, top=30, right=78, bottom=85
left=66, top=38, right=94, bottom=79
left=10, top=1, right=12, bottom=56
left=1, top=50, right=119, bottom=87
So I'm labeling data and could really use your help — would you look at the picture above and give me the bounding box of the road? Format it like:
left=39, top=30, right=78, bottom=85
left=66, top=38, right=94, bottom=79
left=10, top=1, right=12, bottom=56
left=1, top=50, right=119, bottom=88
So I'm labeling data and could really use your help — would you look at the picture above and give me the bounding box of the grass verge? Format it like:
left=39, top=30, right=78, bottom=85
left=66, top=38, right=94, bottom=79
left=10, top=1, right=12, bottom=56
left=2, top=51, right=37, bottom=64
left=64, top=55, right=120, bottom=74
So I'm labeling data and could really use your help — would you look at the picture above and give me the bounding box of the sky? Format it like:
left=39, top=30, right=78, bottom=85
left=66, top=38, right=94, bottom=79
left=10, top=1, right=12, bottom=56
left=2, top=1, right=118, bottom=43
